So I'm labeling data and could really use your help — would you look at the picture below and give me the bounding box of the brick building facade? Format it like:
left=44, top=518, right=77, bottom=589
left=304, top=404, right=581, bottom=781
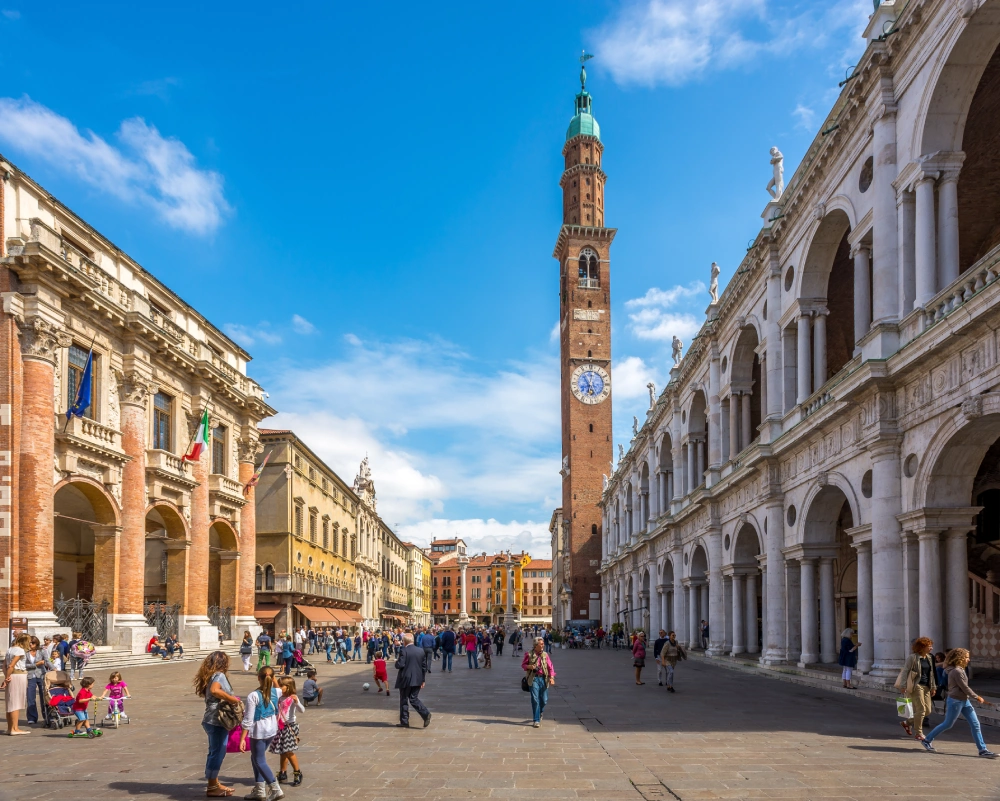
left=0, top=156, right=273, bottom=653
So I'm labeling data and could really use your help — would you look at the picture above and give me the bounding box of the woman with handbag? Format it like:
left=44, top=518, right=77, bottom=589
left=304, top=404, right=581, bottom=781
left=194, top=651, right=242, bottom=797
left=521, top=637, right=556, bottom=728
left=632, top=631, right=647, bottom=685
left=239, top=632, right=254, bottom=672
left=894, top=637, right=936, bottom=739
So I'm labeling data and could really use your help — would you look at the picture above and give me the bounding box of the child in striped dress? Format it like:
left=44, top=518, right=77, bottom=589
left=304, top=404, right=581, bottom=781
left=270, top=677, right=305, bottom=787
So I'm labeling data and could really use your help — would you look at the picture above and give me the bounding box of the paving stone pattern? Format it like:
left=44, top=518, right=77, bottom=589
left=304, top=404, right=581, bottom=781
left=2, top=647, right=999, bottom=800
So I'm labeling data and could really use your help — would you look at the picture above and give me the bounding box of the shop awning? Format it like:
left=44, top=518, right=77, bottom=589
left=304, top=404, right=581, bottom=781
left=254, top=604, right=283, bottom=623
left=339, top=610, right=363, bottom=624
left=293, top=604, right=342, bottom=625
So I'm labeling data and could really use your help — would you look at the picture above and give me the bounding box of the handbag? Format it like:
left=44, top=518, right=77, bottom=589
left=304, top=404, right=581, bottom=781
left=521, top=676, right=531, bottom=692
left=216, top=697, right=245, bottom=731
left=225, top=726, right=245, bottom=753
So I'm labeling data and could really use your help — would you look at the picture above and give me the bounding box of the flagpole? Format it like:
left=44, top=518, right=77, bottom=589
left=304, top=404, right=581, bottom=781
left=62, top=333, right=98, bottom=434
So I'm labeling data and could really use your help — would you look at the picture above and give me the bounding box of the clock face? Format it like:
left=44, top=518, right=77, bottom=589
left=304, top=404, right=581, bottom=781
left=571, top=363, right=611, bottom=405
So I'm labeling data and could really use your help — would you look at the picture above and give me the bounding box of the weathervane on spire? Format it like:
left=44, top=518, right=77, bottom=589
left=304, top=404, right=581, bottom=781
left=580, top=50, right=594, bottom=89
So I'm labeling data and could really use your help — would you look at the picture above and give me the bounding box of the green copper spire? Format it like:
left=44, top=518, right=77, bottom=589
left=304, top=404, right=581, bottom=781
left=567, top=52, right=600, bottom=142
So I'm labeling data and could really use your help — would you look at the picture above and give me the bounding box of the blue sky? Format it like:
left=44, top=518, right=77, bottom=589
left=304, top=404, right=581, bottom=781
left=0, top=0, right=870, bottom=554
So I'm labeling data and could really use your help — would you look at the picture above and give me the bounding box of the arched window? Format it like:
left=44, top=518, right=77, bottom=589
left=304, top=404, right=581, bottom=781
left=255, top=565, right=263, bottom=591
left=578, top=248, right=599, bottom=288
left=264, top=564, right=275, bottom=591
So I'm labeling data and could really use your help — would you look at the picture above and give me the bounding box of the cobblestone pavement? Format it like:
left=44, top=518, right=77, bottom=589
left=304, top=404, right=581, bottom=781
left=2, top=646, right=999, bottom=800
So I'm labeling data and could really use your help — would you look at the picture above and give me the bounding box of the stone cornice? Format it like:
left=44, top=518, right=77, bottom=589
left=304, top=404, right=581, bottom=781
left=552, top=225, right=617, bottom=259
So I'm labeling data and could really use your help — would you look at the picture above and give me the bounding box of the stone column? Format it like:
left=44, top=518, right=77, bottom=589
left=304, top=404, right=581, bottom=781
left=639, top=589, right=650, bottom=633
left=914, top=172, right=939, bottom=308
left=901, top=531, right=920, bottom=645
left=91, top=524, right=122, bottom=617
left=870, top=439, right=905, bottom=676
left=729, top=395, right=739, bottom=460
left=18, top=317, right=69, bottom=636
left=746, top=572, right=759, bottom=655
left=700, top=583, right=710, bottom=642
left=944, top=530, right=970, bottom=649
left=112, top=371, right=158, bottom=652
left=760, top=355, right=767, bottom=418
left=506, top=563, right=514, bottom=626
left=853, top=245, right=871, bottom=349
left=897, top=188, right=916, bottom=316
left=687, top=441, right=696, bottom=494
left=855, top=540, right=874, bottom=673
left=731, top=574, right=745, bottom=655
left=722, top=576, right=733, bottom=653
left=796, top=313, right=811, bottom=404
left=937, top=170, right=961, bottom=290
left=872, top=100, right=899, bottom=327
left=764, top=248, right=784, bottom=439
left=759, top=565, right=767, bottom=659
left=740, top=393, right=752, bottom=451
left=812, top=309, right=827, bottom=392
left=236, top=436, right=263, bottom=637
left=708, top=343, right=722, bottom=483
left=785, top=559, right=801, bottom=663
left=696, top=439, right=705, bottom=487
left=182, top=407, right=217, bottom=649
left=763, top=501, right=786, bottom=664
left=658, top=584, right=668, bottom=635
left=819, top=557, right=836, bottom=663
left=799, top=557, right=818, bottom=665
left=918, top=530, right=943, bottom=650
left=666, top=472, right=673, bottom=506
left=686, top=584, right=698, bottom=649
left=459, top=561, right=468, bottom=616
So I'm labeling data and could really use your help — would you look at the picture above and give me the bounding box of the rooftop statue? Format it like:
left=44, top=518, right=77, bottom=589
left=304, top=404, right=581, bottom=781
left=766, top=146, right=784, bottom=199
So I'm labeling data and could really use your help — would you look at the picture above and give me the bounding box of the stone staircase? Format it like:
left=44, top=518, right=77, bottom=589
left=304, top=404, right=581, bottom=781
left=75, top=642, right=243, bottom=672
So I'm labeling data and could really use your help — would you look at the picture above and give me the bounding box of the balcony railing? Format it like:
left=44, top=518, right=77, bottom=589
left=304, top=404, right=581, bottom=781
left=147, top=449, right=193, bottom=479
left=209, top=473, right=244, bottom=499
left=379, top=598, right=409, bottom=612
left=285, top=574, right=362, bottom=605
left=578, top=278, right=600, bottom=289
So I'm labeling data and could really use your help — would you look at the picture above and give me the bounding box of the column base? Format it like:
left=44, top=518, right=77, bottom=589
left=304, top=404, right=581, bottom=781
left=857, top=659, right=874, bottom=674
left=16, top=610, right=70, bottom=640
left=109, top=614, right=157, bottom=654
left=820, top=654, right=836, bottom=664
left=797, top=653, right=819, bottom=667
left=234, top=616, right=263, bottom=642
left=761, top=650, right=786, bottom=666
left=179, top=615, right=222, bottom=650
left=705, top=647, right=724, bottom=657
left=731, top=646, right=747, bottom=656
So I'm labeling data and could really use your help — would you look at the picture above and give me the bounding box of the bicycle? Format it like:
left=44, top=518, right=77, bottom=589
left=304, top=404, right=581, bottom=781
left=104, top=695, right=132, bottom=728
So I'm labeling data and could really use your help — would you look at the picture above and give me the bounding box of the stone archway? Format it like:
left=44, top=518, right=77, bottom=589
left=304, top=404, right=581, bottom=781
left=208, top=519, right=240, bottom=613
left=144, top=502, right=189, bottom=609
left=688, top=542, right=709, bottom=649
left=728, top=325, right=762, bottom=459
left=728, top=523, right=762, bottom=656
left=53, top=478, right=121, bottom=608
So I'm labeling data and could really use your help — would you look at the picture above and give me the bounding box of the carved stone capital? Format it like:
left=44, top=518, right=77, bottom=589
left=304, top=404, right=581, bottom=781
left=18, top=317, right=70, bottom=365
left=237, top=435, right=264, bottom=464
left=115, top=369, right=156, bottom=408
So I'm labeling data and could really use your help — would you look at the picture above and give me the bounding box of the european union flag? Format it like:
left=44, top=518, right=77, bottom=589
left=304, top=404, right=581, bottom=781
left=66, top=348, right=93, bottom=421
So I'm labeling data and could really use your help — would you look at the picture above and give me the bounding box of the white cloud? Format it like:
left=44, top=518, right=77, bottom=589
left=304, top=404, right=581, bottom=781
left=625, top=282, right=705, bottom=343
left=593, top=0, right=870, bottom=87
left=2, top=9, right=19, bottom=19
left=792, top=103, right=816, bottom=132
left=549, top=321, right=560, bottom=343
left=260, top=335, right=561, bottom=528
left=291, top=314, right=317, bottom=335
left=223, top=322, right=282, bottom=348
left=614, top=355, right=660, bottom=401
left=396, top=518, right=551, bottom=557
left=0, top=96, right=228, bottom=235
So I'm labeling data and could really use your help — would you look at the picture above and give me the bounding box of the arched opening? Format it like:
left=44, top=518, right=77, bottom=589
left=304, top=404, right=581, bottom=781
left=798, top=210, right=858, bottom=396
left=657, top=433, right=674, bottom=512
left=689, top=542, right=709, bottom=650
left=53, top=481, right=119, bottom=603
left=144, top=502, right=188, bottom=606
left=686, top=390, right=708, bottom=492
left=624, top=484, right=634, bottom=541
left=638, top=462, right=650, bottom=532
left=660, top=559, right=675, bottom=634
left=208, top=520, right=240, bottom=611
left=728, top=326, right=762, bottom=458
left=578, top=248, right=600, bottom=288
left=729, top=523, right=762, bottom=656
left=798, top=485, right=856, bottom=665
left=640, top=568, right=651, bottom=632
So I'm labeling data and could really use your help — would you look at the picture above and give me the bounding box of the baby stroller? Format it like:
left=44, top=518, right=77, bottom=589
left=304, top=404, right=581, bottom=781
left=293, top=648, right=314, bottom=677
left=43, top=671, right=77, bottom=729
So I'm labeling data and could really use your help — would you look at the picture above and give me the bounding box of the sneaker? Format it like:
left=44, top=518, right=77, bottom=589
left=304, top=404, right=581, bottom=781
left=266, top=783, right=284, bottom=801
left=277, top=771, right=287, bottom=784
left=921, top=740, right=936, bottom=752
left=532, top=721, right=540, bottom=728
left=979, top=750, right=998, bottom=759
left=244, top=785, right=266, bottom=800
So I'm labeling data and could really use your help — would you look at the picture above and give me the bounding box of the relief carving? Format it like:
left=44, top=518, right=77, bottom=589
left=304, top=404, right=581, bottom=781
left=107, top=370, right=120, bottom=430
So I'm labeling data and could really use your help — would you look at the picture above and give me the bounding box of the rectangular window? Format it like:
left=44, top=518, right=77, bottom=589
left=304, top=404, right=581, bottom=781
left=153, top=392, right=172, bottom=450
left=212, top=425, right=226, bottom=474
left=67, top=345, right=97, bottom=420
left=322, top=520, right=329, bottom=550
left=309, top=511, right=317, bottom=543
left=294, top=505, right=303, bottom=536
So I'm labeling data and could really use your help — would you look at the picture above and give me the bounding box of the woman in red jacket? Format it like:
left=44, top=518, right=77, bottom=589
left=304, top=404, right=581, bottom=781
left=632, top=631, right=647, bottom=685
left=464, top=631, right=480, bottom=669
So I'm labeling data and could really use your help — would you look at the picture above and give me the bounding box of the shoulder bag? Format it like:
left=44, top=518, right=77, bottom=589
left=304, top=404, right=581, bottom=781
left=216, top=697, right=244, bottom=731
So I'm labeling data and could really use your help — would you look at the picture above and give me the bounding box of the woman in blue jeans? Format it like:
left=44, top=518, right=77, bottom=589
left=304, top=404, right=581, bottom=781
left=240, top=666, right=283, bottom=800
left=195, top=651, right=240, bottom=797
left=24, top=637, right=52, bottom=724
left=922, top=648, right=997, bottom=758
left=521, top=637, right=556, bottom=728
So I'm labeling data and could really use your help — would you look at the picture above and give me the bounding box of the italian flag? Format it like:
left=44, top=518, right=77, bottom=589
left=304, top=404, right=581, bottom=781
left=182, top=409, right=211, bottom=462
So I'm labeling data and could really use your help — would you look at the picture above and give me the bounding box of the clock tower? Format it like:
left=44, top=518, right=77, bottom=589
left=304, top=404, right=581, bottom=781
left=554, top=59, right=615, bottom=623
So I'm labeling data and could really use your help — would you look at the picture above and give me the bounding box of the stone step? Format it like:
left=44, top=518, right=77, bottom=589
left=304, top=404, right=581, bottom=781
left=687, top=650, right=1000, bottom=728
left=70, top=644, right=244, bottom=672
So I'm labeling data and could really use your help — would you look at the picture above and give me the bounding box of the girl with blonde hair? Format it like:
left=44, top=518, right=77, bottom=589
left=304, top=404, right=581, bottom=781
left=922, top=648, right=997, bottom=758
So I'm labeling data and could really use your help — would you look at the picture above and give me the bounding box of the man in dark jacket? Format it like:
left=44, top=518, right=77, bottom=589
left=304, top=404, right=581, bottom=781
left=419, top=629, right=436, bottom=673
left=439, top=627, right=456, bottom=673
left=395, top=633, right=431, bottom=728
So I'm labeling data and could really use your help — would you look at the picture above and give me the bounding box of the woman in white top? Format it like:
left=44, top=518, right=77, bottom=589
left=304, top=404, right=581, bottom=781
left=1, top=633, right=31, bottom=734
left=240, top=666, right=284, bottom=801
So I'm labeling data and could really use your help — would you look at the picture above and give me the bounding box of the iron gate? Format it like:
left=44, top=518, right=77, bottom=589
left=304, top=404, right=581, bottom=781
left=54, top=596, right=109, bottom=646
left=144, top=602, right=181, bottom=638
left=208, top=605, right=232, bottom=641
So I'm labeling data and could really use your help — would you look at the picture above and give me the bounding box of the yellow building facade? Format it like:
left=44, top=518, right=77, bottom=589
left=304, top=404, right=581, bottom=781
left=253, top=430, right=363, bottom=634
